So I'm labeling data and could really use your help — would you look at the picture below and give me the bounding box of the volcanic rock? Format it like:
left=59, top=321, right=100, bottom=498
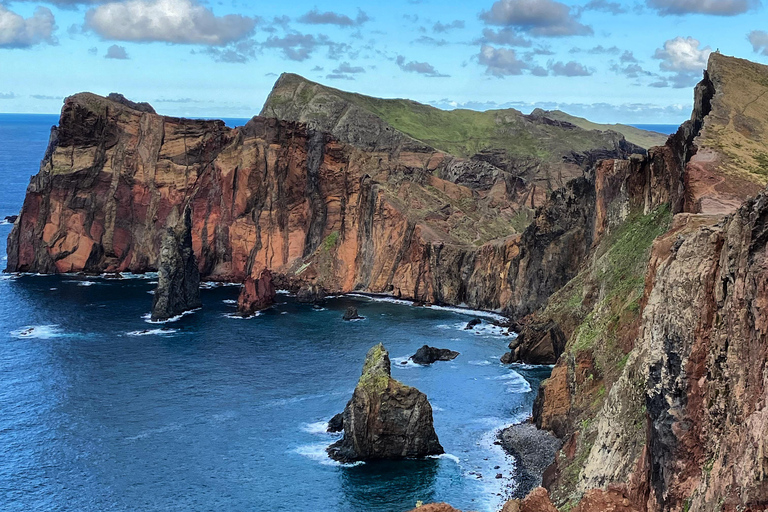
left=411, top=345, right=460, bottom=365
left=464, top=318, right=481, bottom=330
left=327, top=412, right=344, bottom=433
left=327, top=343, right=443, bottom=462
left=342, top=306, right=363, bottom=321
left=237, top=268, right=276, bottom=316
left=296, top=284, right=326, bottom=304
left=3, top=215, right=17, bottom=224
left=150, top=207, right=201, bottom=321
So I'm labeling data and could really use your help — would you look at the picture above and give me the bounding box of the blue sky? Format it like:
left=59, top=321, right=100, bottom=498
left=1, top=0, right=767, bottom=123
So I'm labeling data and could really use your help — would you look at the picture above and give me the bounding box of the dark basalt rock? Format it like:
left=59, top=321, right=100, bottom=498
left=499, top=422, right=562, bottom=499
left=327, top=413, right=344, bottom=433
left=411, top=345, right=460, bottom=365
left=4, top=215, right=17, bottom=224
left=237, top=269, right=276, bottom=316
left=150, top=207, right=201, bottom=321
left=327, top=343, right=443, bottom=462
left=342, top=306, right=363, bottom=321
left=296, top=284, right=326, bottom=304
left=465, top=318, right=482, bottom=330
left=501, top=320, right=566, bottom=365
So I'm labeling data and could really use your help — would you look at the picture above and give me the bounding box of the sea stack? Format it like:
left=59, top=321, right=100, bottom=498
left=237, top=269, right=276, bottom=316
left=150, top=207, right=201, bottom=321
left=327, top=343, right=443, bottom=462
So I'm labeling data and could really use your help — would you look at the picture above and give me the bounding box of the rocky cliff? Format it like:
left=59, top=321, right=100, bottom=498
left=5, top=81, right=646, bottom=318
left=503, top=53, right=768, bottom=512
left=327, top=343, right=443, bottom=462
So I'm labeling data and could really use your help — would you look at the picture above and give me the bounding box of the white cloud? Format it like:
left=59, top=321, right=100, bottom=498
left=652, top=36, right=711, bottom=88
left=478, top=44, right=528, bottom=76
left=85, top=0, right=257, bottom=45
left=749, top=30, right=768, bottom=56
left=0, top=6, right=56, bottom=49
left=480, top=0, right=592, bottom=37
left=647, top=0, right=760, bottom=16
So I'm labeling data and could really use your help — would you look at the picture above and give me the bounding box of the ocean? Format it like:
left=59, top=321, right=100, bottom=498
left=0, top=114, right=551, bottom=511
left=629, top=123, right=680, bottom=135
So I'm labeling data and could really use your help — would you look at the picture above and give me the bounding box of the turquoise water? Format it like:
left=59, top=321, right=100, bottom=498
left=629, top=123, right=679, bottom=135
left=0, top=114, right=551, bottom=511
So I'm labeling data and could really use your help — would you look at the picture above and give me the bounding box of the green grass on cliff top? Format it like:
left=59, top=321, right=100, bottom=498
left=263, top=73, right=656, bottom=159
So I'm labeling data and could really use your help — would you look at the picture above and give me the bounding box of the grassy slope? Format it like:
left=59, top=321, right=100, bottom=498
left=533, top=109, right=669, bottom=149
left=699, top=53, right=768, bottom=184
left=263, top=73, right=639, bottom=161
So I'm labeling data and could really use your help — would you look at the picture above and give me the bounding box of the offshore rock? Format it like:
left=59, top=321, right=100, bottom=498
left=150, top=207, right=201, bottom=321
left=464, top=318, right=481, bottom=330
left=327, top=413, right=344, bottom=433
left=342, top=306, right=363, bottom=321
left=236, top=268, right=275, bottom=316
left=327, top=343, right=443, bottom=462
left=501, top=320, right=566, bottom=365
left=411, top=345, right=459, bottom=365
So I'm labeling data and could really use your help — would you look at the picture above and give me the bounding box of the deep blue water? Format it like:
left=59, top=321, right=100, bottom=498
left=629, top=123, right=680, bottom=135
left=0, top=114, right=551, bottom=512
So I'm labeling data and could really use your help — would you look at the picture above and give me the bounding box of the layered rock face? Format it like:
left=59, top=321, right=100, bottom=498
left=236, top=268, right=275, bottom=316
left=513, top=54, right=768, bottom=512
left=150, top=207, right=201, bottom=321
left=327, top=343, right=443, bottom=462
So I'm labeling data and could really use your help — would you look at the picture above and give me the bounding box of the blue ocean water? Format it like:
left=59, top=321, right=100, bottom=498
left=629, top=123, right=680, bottom=135
left=0, top=114, right=551, bottom=512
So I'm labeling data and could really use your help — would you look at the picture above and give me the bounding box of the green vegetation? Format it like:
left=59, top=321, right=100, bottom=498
left=358, top=344, right=391, bottom=394
left=264, top=73, right=640, bottom=161
left=533, top=109, right=669, bottom=149
left=322, top=231, right=339, bottom=252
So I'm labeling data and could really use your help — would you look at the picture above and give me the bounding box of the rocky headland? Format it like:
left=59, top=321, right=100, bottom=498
left=6, top=48, right=768, bottom=512
left=327, top=343, right=443, bottom=462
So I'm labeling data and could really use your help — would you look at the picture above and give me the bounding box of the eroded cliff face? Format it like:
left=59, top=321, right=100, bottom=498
left=515, top=54, right=768, bottom=512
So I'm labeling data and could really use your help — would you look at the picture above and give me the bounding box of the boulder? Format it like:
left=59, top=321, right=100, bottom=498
left=499, top=422, right=562, bottom=498
left=327, top=413, right=344, bottom=433
left=464, top=318, right=481, bottom=330
left=237, top=269, right=276, bottom=316
left=150, top=207, right=201, bottom=321
left=342, top=306, right=364, bottom=321
left=327, top=343, right=443, bottom=462
left=411, top=345, right=460, bottom=365
left=500, top=321, right=566, bottom=365
left=3, top=215, right=17, bottom=224
left=296, top=283, right=326, bottom=303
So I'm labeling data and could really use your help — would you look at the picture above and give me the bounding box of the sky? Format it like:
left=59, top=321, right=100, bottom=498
left=1, top=0, right=767, bottom=123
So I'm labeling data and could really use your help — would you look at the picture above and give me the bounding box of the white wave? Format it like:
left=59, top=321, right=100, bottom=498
left=142, top=308, right=199, bottom=324
left=280, top=311, right=288, bottom=315
left=119, top=272, right=159, bottom=280
left=10, top=325, right=65, bottom=339
left=431, top=405, right=445, bottom=412
left=49, top=287, right=57, bottom=290
left=147, top=291, right=155, bottom=295
left=222, top=311, right=261, bottom=319
left=222, top=299, right=237, bottom=305
left=346, top=293, right=413, bottom=306
left=0, top=274, right=18, bottom=281
left=0, top=219, right=11, bottom=226
left=301, top=421, right=340, bottom=435
left=276, top=290, right=293, bottom=296
left=391, top=356, right=420, bottom=368
left=311, top=307, right=327, bottom=312
left=293, top=443, right=364, bottom=467
left=127, top=328, right=178, bottom=336
left=427, top=453, right=461, bottom=465
left=126, top=423, right=182, bottom=441
left=429, top=304, right=507, bottom=322
left=77, top=281, right=97, bottom=287
left=468, top=360, right=493, bottom=366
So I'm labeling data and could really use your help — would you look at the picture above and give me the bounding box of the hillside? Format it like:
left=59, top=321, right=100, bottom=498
left=529, top=108, right=669, bottom=149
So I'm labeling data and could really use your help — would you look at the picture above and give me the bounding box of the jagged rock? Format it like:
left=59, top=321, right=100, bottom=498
left=501, top=321, right=566, bottom=365
left=150, top=207, right=201, bottom=321
left=296, top=284, right=326, bottom=304
left=342, top=306, right=363, bottom=321
left=405, top=504, right=463, bottom=512
left=3, top=215, right=17, bottom=224
left=327, top=343, right=443, bottom=462
left=411, top=345, right=460, bottom=365
left=237, top=269, right=276, bottom=316
left=464, top=318, right=481, bottom=330
left=327, top=413, right=344, bottom=433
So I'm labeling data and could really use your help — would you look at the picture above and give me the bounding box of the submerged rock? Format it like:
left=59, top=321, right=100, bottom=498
left=327, top=343, right=443, bottom=462
left=237, top=269, right=276, bottom=316
left=464, top=318, right=481, bottom=330
left=150, top=207, right=201, bottom=321
left=342, top=306, right=363, bottom=321
left=411, top=345, right=460, bottom=365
